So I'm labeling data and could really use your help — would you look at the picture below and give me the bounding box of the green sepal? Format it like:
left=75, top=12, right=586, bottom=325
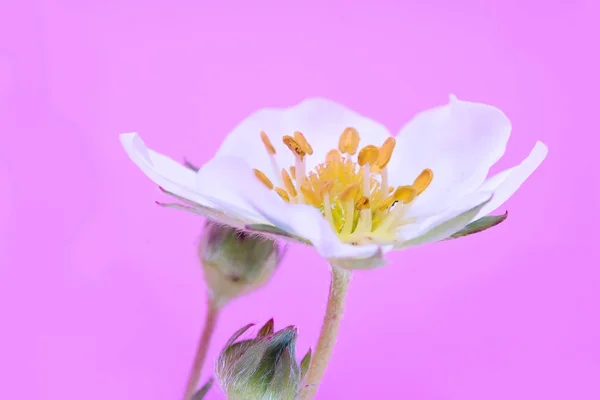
left=300, top=348, right=312, bottom=381
left=245, top=224, right=311, bottom=245
left=257, top=319, right=275, bottom=338
left=183, top=158, right=200, bottom=172
left=449, top=211, right=508, bottom=239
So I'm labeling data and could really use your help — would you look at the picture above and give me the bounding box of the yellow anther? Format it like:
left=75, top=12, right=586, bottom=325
left=275, top=187, right=290, bottom=202
left=289, top=166, right=296, bottom=180
left=260, top=131, right=276, bottom=155
left=281, top=169, right=297, bottom=197
left=282, top=135, right=306, bottom=158
left=326, top=149, right=341, bottom=162
left=253, top=169, right=274, bottom=190
left=377, top=195, right=396, bottom=211
left=355, top=196, right=370, bottom=210
left=413, top=168, right=433, bottom=195
left=339, top=183, right=361, bottom=203
left=358, top=145, right=380, bottom=166
left=300, top=182, right=321, bottom=207
left=338, top=127, right=360, bottom=155
left=376, top=137, right=396, bottom=169
left=393, top=185, right=417, bottom=204
left=319, top=180, right=334, bottom=197
left=293, top=131, right=313, bottom=155
left=388, top=186, right=395, bottom=194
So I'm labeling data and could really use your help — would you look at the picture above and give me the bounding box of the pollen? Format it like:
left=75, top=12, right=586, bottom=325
left=293, top=131, right=313, bottom=155
left=377, top=195, right=396, bottom=211
left=355, top=196, right=370, bottom=210
left=393, top=186, right=417, bottom=204
left=260, top=131, right=276, bottom=155
left=339, top=183, right=360, bottom=203
left=338, top=127, right=360, bottom=155
left=275, top=187, right=290, bottom=202
left=254, top=128, right=433, bottom=245
left=376, top=137, right=396, bottom=169
left=253, top=169, right=274, bottom=190
left=357, top=145, right=380, bottom=166
left=300, top=182, right=321, bottom=207
left=327, top=149, right=341, bottom=162
left=281, top=169, right=297, bottom=197
left=319, top=180, right=334, bottom=197
left=282, top=135, right=306, bottom=158
left=413, top=168, right=433, bottom=195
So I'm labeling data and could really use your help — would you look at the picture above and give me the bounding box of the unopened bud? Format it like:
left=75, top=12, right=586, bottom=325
left=199, top=221, right=284, bottom=308
left=216, top=320, right=311, bottom=400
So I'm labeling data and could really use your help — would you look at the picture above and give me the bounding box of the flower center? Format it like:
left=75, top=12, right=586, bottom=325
left=254, top=129, right=433, bottom=245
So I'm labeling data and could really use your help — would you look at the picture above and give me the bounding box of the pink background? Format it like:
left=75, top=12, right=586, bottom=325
left=1, top=1, right=599, bottom=399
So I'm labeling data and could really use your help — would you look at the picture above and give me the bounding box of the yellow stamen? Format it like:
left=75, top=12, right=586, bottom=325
left=355, top=196, right=370, bottom=210
left=260, top=131, right=276, bottom=155
left=413, top=168, right=433, bottom=195
left=323, top=192, right=336, bottom=231
left=282, top=135, right=306, bottom=158
left=356, top=209, right=373, bottom=234
left=393, top=186, right=417, bottom=204
left=300, top=182, right=321, bottom=207
left=341, top=200, right=355, bottom=236
left=338, top=127, right=360, bottom=155
left=339, top=183, right=360, bottom=203
left=293, top=131, right=313, bottom=155
left=377, top=195, right=396, bottom=211
left=376, top=137, right=396, bottom=169
left=326, top=149, right=341, bottom=162
left=380, top=166, right=389, bottom=196
left=275, top=187, right=290, bottom=202
left=295, top=155, right=307, bottom=193
left=358, top=145, right=380, bottom=166
left=253, top=169, right=274, bottom=190
left=308, top=172, right=320, bottom=189
left=289, top=166, right=296, bottom=180
left=319, top=180, right=334, bottom=198
left=374, top=201, right=406, bottom=234
left=281, top=169, right=297, bottom=197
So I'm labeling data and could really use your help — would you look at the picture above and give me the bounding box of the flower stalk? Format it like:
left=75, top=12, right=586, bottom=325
left=182, top=296, right=221, bottom=400
left=299, top=266, right=351, bottom=400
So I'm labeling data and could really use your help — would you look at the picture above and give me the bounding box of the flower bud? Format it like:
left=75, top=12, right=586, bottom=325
left=216, top=320, right=311, bottom=400
left=198, top=221, right=284, bottom=308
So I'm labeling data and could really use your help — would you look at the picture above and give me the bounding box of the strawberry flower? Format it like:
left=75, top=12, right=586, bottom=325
left=120, top=96, right=546, bottom=269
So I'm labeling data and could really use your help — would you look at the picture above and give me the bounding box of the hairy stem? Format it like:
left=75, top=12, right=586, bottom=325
left=182, top=297, right=220, bottom=400
left=299, top=265, right=351, bottom=400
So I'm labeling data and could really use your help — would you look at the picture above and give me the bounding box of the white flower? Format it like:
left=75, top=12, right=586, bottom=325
left=120, top=96, right=547, bottom=269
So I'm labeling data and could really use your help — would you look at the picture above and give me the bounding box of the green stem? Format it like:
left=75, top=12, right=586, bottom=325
left=182, top=297, right=220, bottom=400
left=299, top=265, right=351, bottom=400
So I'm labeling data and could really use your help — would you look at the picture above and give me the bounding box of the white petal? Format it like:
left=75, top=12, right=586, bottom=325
left=197, top=156, right=292, bottom=224
left=473, top=141, right=548, bottom=220
left=214, top=98, right=393, bottom=181
left=388, top=95, right=512, bottom=217
left=120, top=133, right=267, bottom=227
left=195, top=156, right=273, bottom=224
left=397, top=191, right=493, bottom=248
left=120, top=132, right=211, bottom=206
